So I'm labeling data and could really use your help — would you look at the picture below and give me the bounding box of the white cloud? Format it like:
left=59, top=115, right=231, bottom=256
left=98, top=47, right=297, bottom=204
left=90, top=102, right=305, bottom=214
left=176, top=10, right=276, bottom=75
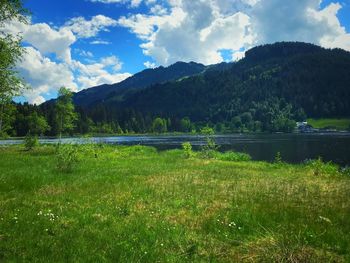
left=4, top=20, right=76, bottom=63
left=16, top=47, right=78, bottom=104
left=118, top=0, right=350, bottom=66
left=89, top=0, right=147, bottom=8
left=90, top=40, right=111, bottom=45
left=72, top=56, right=131, bottom=89
left=63, top=15, right=117, bottom=38
left=76, top=49, right=94, bottom=58
left=251, top=0, right=350, bottom=50
left=144, top=61, right=156, bottom=68
left=17, top=50, right=131, bottom=103
left=119, top=1, right=253, bottom=65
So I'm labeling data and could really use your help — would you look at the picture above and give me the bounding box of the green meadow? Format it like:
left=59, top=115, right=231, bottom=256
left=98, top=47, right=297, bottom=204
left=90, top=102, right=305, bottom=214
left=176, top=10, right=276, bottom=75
left=0, top=145, right=349, bottom=262
left=307, top=118, right=350, bottom=130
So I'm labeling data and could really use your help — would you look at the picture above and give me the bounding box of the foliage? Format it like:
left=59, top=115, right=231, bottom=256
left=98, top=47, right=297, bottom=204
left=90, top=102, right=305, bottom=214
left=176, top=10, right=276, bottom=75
left=215, top=151, right=252, bottom=162
left=27, top=111, right=50, bottom=136
left=56, top=144, right=79, bottom=173
left=0, top=102, right=16, bottom=136
left=200, top=126, right=219, bottom=159
left=181, top=142, right=195, bottom=158
left=305, top=157, right=340, bottom=177
left=0, top=0, right=28, bottom=135
left=24, top=133, right=38, bottom=151
left=55, top=87, right=78, bottom=139
left=152, top=117, right=167, bottom=133
left=274, top=151, right=283, bottom=164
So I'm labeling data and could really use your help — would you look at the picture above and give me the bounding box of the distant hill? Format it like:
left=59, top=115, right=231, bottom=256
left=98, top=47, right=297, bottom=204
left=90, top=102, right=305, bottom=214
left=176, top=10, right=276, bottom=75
left=40, top=42, right=350, bottom=134
left=109, top=42, right=350, bottom=121
left=73, top=61, right=207, bottom=107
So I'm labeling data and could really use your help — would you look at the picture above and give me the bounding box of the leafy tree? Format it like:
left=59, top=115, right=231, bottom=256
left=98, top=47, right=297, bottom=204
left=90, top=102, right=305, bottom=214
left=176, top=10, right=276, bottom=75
left=56, top=87, right=77, bottom=139
left=0, top=103, right=16, bottom=137
left=241, top=112, right=253, bottom=124
left=180, top=117, right=192, bottom=132
left=152, top=117, right=167, bottom=133
left=0, top=0, right=28, bottom=135
left=27, top=111, right=50, bottom=136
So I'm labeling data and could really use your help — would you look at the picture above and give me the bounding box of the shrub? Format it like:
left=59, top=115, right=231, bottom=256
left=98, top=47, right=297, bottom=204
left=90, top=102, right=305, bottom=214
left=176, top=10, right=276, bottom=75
left=274, top=151, right=283, bottom=164
left=24, top=134, right=39, bottom=151
left=215, top=151, right=251, bottom=162
left=56, top=144, right=79, bottom=173
left=306, top=157, right=339, bottom=176
left=182, top=142, right=195, bottom=158
left=200, top=126, right=219, bottom=159
left=341, top=166, right=350, bottom=176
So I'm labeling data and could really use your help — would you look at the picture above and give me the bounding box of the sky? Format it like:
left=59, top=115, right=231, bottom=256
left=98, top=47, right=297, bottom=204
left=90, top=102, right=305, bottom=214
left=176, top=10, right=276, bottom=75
left=4, top=0, right=350, bottom=104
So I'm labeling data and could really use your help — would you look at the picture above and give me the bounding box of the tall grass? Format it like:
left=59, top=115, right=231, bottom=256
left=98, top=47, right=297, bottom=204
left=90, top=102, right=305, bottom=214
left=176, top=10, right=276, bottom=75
left=0, top=145, right=349, bottom=262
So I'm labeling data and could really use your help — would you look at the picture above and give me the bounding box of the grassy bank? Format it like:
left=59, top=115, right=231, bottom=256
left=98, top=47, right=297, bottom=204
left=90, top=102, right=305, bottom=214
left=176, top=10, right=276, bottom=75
left=0, top=145, right=349, bottom=262
left=307, top=118, right=350, bottom=130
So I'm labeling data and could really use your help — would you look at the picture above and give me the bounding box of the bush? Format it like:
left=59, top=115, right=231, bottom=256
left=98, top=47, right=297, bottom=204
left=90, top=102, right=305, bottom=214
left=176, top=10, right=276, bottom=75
left=182, top=142, right=195, bottom=158
left=56, top=144, right=79, bottom=173
left=24, top=134, right=39, bottom=151
left=305, top=157, right=339, bottom=176
left=215, top=151, right=252, bottom=162
left=274, top=151, right=283, bottom=164
left=200, top=126, right=219, bottom=159
left=341, top=166, right=350, bottom=176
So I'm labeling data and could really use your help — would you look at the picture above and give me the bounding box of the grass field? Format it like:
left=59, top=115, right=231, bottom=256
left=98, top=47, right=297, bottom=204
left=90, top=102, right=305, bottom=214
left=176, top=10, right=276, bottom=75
left=307, top=118, right=350, bottom=130
left=0, top=145, right=349, bottom=262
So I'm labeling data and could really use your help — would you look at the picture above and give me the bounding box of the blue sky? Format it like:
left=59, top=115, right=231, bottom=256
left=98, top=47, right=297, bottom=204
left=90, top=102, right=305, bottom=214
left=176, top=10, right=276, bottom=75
left=6, top=0, right=350, bottom=103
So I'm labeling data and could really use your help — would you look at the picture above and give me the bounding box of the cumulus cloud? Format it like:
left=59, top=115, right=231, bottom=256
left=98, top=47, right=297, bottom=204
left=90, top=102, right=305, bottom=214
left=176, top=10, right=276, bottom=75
left=119, top=0, right=253, bottom=65
left=16, top=47, right=78, bottom=104
left=118, top=0, right=350, bottom=66
left=72, top=56, right=131, bottom=89
left=144, top=61, right=156, bottom=68
left=63, top=15, right=118, bottom=38
left=16, top=48, right=131, bottom=103
left=4, top=20, right=76, bottom=63
left=4, top=14, right=129, bottom=103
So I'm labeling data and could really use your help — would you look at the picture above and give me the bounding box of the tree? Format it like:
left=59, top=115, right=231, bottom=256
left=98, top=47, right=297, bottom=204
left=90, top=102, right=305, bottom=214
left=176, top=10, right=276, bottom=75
left=180, top=117, right=192, bottom=132
left=152, top=117, right=167, bottom=133
left=56, top=87, right=77, bottom=139
left=0, top=0, right=28, bottom=136
left=27, top=111, right=50, bottom=136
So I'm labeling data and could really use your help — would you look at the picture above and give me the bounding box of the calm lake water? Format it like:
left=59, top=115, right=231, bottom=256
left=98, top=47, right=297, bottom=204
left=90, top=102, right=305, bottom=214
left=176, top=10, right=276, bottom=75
left=1, top=133, right=350, bottom=165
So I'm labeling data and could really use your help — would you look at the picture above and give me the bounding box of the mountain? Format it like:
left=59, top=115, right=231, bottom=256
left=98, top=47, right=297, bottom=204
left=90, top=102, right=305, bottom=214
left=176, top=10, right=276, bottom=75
left=39, top=42, right=350, bottom=135
left=73, top=61, right=207, bottom=107
left=109, top=42, right=350, bottom=119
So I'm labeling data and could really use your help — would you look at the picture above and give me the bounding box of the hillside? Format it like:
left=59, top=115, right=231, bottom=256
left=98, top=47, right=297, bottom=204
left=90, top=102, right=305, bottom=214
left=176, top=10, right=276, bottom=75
left=117, top=42, right=350, bottom=120
left=36, top=42, right=350, bottom=135
left=73, top=61, right=207, bottom=107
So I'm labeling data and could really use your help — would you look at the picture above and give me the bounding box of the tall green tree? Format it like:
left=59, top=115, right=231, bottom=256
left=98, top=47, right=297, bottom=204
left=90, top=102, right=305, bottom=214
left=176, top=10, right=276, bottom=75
left=152, top=117, right=167, bottom=133
left=27, top=111, right=50, bottom=136
left=56, top=87, right=77, bottom=139
left=0, top=0, right=28, bottom=136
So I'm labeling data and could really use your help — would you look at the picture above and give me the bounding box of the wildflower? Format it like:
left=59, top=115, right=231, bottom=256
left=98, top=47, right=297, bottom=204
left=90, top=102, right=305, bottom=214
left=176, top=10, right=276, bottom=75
left=228, top=221, right=236, bottom=227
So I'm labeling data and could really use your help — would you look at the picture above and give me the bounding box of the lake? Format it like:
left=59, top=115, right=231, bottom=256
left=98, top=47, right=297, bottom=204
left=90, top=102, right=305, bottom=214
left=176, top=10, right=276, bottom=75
left=1, top=133, right=350, bottom=165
